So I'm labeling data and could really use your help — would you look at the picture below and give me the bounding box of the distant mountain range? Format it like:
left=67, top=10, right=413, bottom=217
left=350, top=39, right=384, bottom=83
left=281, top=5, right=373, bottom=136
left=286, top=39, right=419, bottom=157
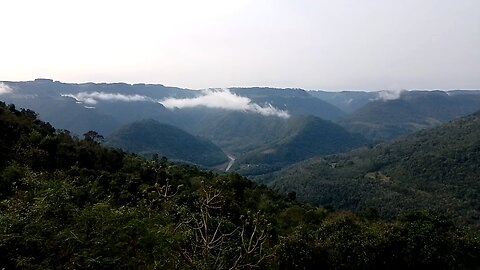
left=0, top=79, right=368, bottom=169
left=308, top=90, right=378, bottom=113
left=2, top=79, right=480, bottom=173
left=339, top=90, right=480, bottom=141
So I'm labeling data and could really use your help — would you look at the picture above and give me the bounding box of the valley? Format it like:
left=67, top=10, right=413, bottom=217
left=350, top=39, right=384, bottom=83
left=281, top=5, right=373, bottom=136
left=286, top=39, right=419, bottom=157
left=3, top=81, right=480, bottom=219
left=2, top=80, right=480, bottom=268
left=1, top=101, right=479, bottom=268
left=2, top=1, right=479, bottom=268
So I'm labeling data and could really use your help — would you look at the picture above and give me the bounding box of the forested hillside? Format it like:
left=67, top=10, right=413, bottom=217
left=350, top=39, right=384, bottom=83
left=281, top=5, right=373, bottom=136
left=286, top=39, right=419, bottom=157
left=270, top=111, right=480, bottom=225
left=234, top=116, right=367, bottom=177
left=2, top=101, right=480, bottom=269
left=107, top=119, right=228, bottom=167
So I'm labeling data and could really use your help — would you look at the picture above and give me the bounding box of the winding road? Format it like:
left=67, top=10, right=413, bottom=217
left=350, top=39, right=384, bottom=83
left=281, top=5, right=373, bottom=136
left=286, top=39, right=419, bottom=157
left=225, top=155, right=235, bottom=172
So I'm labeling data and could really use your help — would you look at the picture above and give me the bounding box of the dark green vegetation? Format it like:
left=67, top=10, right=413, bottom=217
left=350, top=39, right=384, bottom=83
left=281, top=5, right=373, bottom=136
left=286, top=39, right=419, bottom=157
left=193, top=111, right=290, bottom=153
left=340, top=91, right=480, bottom=141
left=186, top=111, right=367, bottom=176
left=269, top=111, right=480, bottom=225
left=2, top=102, right=480, bottom=269
left=107, top=119, right=228, bottom=167
left=170, top=111, right=367, bottom=175
left=233, top=116, right=367, bottom=177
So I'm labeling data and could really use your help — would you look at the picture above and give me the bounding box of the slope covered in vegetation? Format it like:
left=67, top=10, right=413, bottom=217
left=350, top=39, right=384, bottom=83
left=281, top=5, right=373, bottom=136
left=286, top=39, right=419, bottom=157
left=234, top=116, right=368, bottom=177
left=270, top=111, right=480, bottom=225
left=107, top=119, right=228, bottom=167
left=1, top=101, right=479, bottom=269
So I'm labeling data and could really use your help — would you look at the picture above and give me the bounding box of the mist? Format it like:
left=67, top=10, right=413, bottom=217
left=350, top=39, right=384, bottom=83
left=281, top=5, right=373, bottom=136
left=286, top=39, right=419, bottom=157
left=376, top=89, right=406, bottom=101
left=160, top=89, right=290, bottom=118
left=0, top=83, right=13, bottom=95
left=61, top=92, right=153, bottom=105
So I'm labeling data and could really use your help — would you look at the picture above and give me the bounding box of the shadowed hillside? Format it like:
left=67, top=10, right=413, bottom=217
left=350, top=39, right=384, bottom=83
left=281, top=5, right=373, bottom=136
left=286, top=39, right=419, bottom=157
left=107, top=119, right=228, bottom=167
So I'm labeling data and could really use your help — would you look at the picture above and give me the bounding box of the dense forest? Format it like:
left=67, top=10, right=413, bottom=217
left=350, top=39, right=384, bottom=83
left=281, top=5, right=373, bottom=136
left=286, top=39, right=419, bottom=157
left=107, top=119, right=228, bottom=167
left=232, top=115, right=367, bottom=177
left=269, top=111, right=480, bottom=225
left=1, top=101, right=480, bottom=269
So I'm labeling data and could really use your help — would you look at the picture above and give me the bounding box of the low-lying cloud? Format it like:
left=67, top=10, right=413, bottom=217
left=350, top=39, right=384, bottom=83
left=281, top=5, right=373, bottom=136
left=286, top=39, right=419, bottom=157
left=61, top=91, right=153, bottom=105
left=61, top=89, right=290, bottom=118
left=159, top=89, right=290, bottom=118
left=0, top=83, right=13, bottom=95
left=376, top=89, right=405, bottom=101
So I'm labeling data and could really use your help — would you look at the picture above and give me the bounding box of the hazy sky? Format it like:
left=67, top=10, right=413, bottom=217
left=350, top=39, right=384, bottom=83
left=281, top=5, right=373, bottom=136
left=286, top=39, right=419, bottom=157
left=1, top=0, right=479, bottom=90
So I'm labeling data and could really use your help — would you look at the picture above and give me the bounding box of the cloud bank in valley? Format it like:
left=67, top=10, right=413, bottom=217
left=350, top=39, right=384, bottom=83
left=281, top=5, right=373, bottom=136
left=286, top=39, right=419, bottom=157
left=159, top=89, right=290, bottom=118
left=0, top=83, right=13, bottom=95
left=61, top=92, right=153, bottom=105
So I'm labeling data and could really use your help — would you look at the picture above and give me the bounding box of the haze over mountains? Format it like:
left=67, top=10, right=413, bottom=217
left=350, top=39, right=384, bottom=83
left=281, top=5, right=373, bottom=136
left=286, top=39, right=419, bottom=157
left=0, top=79, right=363, bottom=171
left=2, top=79, right=480, bottom=175
left=340, top=90, right=480, bottom=141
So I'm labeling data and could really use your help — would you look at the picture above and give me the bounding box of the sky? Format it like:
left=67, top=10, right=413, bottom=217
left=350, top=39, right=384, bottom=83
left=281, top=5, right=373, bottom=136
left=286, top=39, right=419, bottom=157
left=1, top=0, right=479, bottom=90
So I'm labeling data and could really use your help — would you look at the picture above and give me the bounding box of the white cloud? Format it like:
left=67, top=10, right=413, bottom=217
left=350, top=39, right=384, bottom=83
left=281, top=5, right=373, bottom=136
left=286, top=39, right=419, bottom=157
left=61, top=91, right=153, bottom=105
left=160, top=88, right=290, bottom=118
left=61, top=89, right=290, bottom=118
left=376, top=89, right=405, bottom=101
left=0, top=83, right=13, bottom=95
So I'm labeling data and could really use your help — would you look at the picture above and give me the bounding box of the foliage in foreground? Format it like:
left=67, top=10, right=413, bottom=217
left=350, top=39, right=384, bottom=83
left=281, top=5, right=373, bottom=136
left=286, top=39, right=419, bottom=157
left=1, top=101, right=480, bottom=269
